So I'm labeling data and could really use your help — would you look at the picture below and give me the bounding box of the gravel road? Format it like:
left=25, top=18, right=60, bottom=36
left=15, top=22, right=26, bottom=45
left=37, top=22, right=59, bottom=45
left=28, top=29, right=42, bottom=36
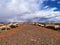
left=0, top=24, right=60, bottom=45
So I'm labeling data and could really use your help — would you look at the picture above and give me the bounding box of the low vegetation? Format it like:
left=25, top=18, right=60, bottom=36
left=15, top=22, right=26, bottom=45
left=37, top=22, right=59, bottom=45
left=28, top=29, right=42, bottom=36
left=0, top=23, right=19, bottom=33
left=33, top=23, right=60, bottom=30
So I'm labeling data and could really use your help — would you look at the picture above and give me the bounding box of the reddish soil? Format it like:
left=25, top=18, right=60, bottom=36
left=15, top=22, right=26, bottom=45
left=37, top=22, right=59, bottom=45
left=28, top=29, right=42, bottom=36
left=0, top=24, right=60, bottom=45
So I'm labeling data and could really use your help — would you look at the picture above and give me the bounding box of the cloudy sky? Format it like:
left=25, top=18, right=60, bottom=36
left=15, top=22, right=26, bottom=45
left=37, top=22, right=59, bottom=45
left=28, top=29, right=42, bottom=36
left=0, top=0, right=60, bottom=22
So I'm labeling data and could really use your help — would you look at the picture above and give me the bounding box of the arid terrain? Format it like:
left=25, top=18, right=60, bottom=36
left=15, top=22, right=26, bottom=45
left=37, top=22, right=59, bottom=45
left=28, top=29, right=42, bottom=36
left=0, top=24, right=60, bottom=45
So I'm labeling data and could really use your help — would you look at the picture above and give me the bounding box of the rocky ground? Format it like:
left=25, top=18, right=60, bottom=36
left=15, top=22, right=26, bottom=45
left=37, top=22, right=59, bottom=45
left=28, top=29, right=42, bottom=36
left=0, top=24, right=60, bottom=45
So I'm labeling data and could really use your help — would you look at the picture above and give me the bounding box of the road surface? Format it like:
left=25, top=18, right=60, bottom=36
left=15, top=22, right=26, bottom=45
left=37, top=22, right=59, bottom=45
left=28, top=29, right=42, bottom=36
left=0, top=24, right=60, bottom=45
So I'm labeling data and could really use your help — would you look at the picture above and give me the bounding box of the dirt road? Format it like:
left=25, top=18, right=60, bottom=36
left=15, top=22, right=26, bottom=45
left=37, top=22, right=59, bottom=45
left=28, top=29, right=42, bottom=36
left=0, top=24, right=60, bottom=45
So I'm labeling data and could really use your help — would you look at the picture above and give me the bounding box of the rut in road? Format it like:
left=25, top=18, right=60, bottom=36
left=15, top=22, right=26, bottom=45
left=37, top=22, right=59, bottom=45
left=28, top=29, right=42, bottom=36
left=0, top=24, right=60, bottom=45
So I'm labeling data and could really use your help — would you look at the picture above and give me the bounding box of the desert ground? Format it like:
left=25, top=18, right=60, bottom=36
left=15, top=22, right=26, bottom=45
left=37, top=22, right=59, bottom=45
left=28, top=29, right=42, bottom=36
left=0, top=23, right=60, bottom=45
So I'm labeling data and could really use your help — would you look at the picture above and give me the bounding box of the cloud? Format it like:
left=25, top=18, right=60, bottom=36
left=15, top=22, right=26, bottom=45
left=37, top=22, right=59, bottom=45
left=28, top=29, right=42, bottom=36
left=51, top=0, right=56, bottom=1
left=57, top=1, right=60, bottom=4
left=0, top=0, right=44, bottom=15
left=0, top=0, right=60, bottom=22
left=7, top=0, right=45, bottom=13
left=0, top=0, right=45, bottom=21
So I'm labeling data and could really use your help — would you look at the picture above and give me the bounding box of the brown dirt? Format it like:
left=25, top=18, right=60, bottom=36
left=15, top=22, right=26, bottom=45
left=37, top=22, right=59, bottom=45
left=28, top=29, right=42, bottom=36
left=0, top=24, right=60, bottom=45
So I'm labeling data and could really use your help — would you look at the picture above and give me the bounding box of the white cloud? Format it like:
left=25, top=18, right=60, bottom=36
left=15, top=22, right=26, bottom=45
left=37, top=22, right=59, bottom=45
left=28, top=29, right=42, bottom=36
left=7, top=0, right=45, bottom=14
left=57, top=1, right=60, bottom=4
left=18, top=7, right=60, bottom=22
left=0, top=0, right=60, bottom=22
left=51, top=0, right=56, bottom=1
left=44, top=6, right=49, bottom=9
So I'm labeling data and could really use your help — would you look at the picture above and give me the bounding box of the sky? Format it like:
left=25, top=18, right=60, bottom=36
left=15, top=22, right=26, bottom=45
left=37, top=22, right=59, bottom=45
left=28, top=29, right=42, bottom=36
left=0, top=0, right=60, bottom=22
